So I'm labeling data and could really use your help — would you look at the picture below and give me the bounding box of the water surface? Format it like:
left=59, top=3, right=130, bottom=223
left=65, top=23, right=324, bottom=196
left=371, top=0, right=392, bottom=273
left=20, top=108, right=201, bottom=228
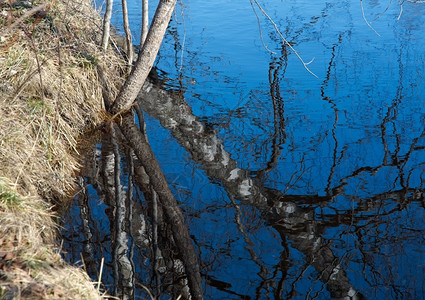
left=62, top=1, right=425, bottom=299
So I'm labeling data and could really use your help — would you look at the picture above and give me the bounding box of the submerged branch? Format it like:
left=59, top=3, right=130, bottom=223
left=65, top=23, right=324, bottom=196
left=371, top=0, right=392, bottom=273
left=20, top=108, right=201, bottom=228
left=249, top=0, right=276, bottom=55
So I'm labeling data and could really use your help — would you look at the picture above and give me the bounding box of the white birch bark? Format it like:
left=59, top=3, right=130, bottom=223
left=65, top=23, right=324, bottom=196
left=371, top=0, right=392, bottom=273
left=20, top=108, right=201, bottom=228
left=109, top=0, right=177, bottom=115
left=101, top=0, right=114, bottom=50
left=121, top=0, right=134, bottom=67
left=140, top=0, right=149, bottom=47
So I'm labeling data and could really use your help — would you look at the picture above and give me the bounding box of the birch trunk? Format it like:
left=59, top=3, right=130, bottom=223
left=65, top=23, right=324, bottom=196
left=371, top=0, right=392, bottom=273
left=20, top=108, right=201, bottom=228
left=121, top=0, right=134, bottom=67
left=101, top=0, right=113, bottom=50
left=140, top=0, right=149, bottom=47
left=109, top=0, right=176, bottom=115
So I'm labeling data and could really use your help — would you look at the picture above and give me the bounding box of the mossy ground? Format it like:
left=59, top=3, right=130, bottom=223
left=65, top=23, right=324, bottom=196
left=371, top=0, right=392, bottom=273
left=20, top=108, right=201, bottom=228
left=0, top=0, right=126, bottom=298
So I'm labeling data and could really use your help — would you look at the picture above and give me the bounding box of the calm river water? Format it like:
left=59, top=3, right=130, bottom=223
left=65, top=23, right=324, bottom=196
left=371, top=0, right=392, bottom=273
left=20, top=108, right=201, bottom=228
left=62, top=1, right=425, bottom=299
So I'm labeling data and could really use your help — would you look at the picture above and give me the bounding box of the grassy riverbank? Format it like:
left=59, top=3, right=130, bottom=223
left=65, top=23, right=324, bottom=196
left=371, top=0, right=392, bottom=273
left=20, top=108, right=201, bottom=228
left=0, top=0, right=125, bottom=298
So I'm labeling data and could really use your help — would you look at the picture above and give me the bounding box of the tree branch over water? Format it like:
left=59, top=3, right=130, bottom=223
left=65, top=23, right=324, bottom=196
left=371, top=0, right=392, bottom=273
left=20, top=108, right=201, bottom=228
left=249, top=0, right=318, bottom=78
left=121, top=0, right=134, bottom=69
left=110, top=0, right=177, bottom=115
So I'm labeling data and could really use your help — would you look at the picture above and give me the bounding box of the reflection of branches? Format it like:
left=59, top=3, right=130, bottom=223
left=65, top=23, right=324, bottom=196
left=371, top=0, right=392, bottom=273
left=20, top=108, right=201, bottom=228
left=118, top=112, right=203, bottom=300
left=230, top=197, right=269, bottom=295
left=67, top=114, right=203, bottom=298
left=362, top=0, right=425, bottom=25
left=352, top=203, right=418, bottom=299
left=151, top=186, right=161, bottom=296
left=251, top=55, right=286, bottom=176
left=110, top=123, right=134, bottom=298
left=370, top=0, right=393, bottom=23
left=76, top=177, right=99, bottom=277
left=283, top=154, right=309, bottom=195
left=320, top=32, right=344, bottom=194
left=138, top=79, right=360, bottom=298
left=272, top=250, right=288, bottom=300
left=139, top=70, right=425, bottom=297
left=126, top=148, right=137, bottom=298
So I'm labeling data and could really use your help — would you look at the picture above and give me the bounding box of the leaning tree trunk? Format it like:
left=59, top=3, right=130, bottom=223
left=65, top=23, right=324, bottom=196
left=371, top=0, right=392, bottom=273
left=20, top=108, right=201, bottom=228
left=109, top=0, right=176, bottom=115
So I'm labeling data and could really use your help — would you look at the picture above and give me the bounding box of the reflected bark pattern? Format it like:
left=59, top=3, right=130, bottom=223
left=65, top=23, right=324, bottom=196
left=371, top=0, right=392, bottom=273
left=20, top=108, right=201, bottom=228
left=63, top=110, right=202, bottom=299
left=63, top=0, right=425, bottom=298
left=62, top=69, right=425, bottom=299
left=138, top=79, right=361, bottom=299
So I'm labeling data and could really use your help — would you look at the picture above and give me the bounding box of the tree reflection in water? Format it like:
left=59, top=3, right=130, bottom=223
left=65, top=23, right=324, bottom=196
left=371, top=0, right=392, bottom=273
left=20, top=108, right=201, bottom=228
left=59, top=0, right=425, bottom=298
left=61, top=67, right=425, bottom=299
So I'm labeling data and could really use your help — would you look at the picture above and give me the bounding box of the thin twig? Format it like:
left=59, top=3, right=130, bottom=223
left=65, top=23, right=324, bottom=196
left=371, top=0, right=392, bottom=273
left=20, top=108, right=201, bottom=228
left=80, top=252, right=87, bottom=272
left=107, top=101, right=139, bottom=125
left=136, top=283, right=155, bottom=300
left=249, top=0, right=276, bottom=55
left=5, top=3, right=49, bottom=33
left=360, top=0, right=381, bottom=36
left=25, top=28, right=45, bottom=102
left=97, top=257, right=104, bottom=293
left=397, top=1, right=404, bottom=20
left=251, top=0, right=318, bottom=78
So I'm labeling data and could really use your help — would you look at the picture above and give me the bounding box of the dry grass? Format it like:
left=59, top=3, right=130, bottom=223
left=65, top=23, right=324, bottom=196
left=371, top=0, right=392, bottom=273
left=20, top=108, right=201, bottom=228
left=0, top=178, right=107, bottom=299
left=0, top=0, right=126, bottom=298
left=0, top=0, right=124, bottom=200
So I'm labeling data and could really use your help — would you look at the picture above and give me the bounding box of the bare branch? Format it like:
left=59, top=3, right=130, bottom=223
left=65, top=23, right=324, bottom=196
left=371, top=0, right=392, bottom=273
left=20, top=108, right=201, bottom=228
left=249, top=0, right=276, bottom=55
left=4, top=3, right=49, bottom=32
left=250, top=0, right=318, bottom=78
left=397, top=1, right=403, bottom=20
left=360, top=0, right=381, bottom=36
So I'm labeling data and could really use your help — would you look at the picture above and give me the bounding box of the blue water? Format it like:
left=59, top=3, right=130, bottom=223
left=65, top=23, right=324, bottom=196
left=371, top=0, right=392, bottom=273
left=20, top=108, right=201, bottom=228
left=62, top=0, right=425, bottom=299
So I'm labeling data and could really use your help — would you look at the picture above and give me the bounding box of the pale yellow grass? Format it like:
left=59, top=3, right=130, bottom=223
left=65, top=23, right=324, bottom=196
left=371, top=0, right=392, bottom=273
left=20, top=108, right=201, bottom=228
left=0, top=179, right=107, bottom=299
left=0, top=0, right=126, bottom=298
